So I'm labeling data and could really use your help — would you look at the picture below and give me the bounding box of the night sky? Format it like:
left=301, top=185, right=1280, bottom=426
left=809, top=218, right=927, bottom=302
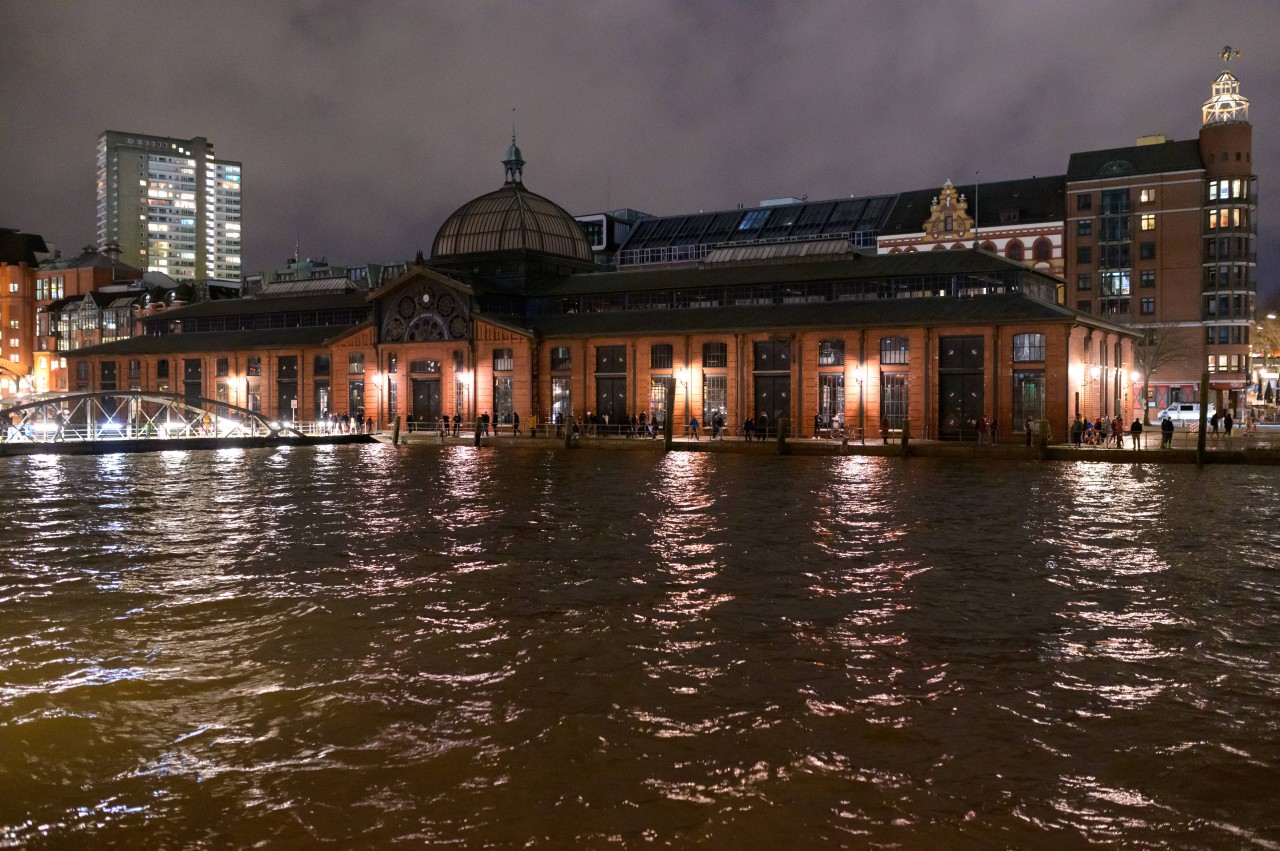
left=2, top=1, right=1277, bottom=299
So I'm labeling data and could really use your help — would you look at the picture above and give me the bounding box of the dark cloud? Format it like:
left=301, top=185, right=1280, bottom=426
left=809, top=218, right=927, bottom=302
left=1, top=0, right=1277, bottom=297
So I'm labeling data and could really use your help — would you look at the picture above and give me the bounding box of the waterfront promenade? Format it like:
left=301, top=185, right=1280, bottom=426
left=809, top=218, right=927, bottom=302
left=384, top=423, right=1280, bottom=465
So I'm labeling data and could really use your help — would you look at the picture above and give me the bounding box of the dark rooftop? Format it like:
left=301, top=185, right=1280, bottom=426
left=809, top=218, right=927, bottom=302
left=502, top=293, right=1131, bottom=339
left=1067, top=139, right=1204, bottom=181
left=533, top=247, right=1058, bottom=298
left=74, top=323, right=367, bottom=357
left=880, top=176, right=1066, bottom=235
left=0, top=228, right=49, bottom=266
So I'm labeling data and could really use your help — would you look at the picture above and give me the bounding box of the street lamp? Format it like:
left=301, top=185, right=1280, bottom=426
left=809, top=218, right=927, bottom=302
left=457, top=370, right=472, bottom=425
left=851, top=363, right=865, bottom=444
left=676, top=367, right=691, bottom=423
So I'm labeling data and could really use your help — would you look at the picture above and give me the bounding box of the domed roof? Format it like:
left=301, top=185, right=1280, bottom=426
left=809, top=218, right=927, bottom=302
left=431, top=138, right=593, bottom=263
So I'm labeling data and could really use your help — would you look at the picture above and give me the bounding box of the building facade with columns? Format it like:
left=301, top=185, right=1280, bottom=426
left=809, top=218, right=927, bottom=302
left=72, top=140, right=1136, bottom=442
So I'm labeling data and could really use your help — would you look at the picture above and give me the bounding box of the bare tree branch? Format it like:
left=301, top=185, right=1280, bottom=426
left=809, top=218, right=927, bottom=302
left=1133, top=324, right=1193, bottom=424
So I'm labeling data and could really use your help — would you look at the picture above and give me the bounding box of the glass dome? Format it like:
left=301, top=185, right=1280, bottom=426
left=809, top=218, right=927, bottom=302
left=431, top=183, right=593, bottom=263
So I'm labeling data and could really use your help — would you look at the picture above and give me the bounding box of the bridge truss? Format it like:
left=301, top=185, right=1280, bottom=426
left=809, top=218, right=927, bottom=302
left=0, top=391, right=305, bottom=443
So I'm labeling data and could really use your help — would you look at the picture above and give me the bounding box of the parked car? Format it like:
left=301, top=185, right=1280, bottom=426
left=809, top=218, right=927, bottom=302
left=1154, top=402, right=1215, bottom=424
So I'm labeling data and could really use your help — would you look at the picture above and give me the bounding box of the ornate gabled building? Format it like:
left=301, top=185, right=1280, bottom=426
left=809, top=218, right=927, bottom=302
left=72, top=137, right=1137, bottom=442
left=877, top=176, right=1067, bottom=285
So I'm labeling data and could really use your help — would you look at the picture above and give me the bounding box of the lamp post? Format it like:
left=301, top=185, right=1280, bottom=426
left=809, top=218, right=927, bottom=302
left=852, top=364, right=865, bottom=444
left=458, top=370, right=472, bottom=426
left=676, top=367, right=690, bottom=426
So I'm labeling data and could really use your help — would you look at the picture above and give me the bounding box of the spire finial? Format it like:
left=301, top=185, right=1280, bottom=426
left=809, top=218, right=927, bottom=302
left=1221, top=45, right=1241, bottom=64
left=503, top=108, right=525, bottom=184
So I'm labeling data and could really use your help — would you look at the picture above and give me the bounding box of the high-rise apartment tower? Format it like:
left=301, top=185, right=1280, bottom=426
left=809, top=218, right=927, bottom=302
left=96, top=131, right=242, bottom=281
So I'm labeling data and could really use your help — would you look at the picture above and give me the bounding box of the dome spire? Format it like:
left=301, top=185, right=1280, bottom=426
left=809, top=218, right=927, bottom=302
left=503, top=108, right=525, bottom=185
left=1203, top=47, right=1249, bottom=126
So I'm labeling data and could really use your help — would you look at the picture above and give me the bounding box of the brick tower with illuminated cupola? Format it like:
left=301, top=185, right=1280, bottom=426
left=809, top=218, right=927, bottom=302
left=1063, top=49, right=1257, bottom=421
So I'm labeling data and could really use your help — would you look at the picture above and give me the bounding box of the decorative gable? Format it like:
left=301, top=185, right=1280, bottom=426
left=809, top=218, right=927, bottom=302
left=377, top=272, right=472, bottom=343
left=922, top=180, right=974, bottom=243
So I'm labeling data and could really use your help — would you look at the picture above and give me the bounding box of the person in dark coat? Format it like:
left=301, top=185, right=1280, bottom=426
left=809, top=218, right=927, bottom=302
left=743, top=416, right=755, bottom=442
left=1129, top=418, right=1143, bottom=449
left=1160, top=415, right=1175, bottom=449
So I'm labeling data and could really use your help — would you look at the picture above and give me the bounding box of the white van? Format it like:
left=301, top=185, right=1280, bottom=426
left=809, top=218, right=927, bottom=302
left=1154, top=402, right=1215, bottom=424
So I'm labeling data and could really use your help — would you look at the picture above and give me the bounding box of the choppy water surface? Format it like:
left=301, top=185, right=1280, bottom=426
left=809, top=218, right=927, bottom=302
left=1, top=445, right=1277, bottom=849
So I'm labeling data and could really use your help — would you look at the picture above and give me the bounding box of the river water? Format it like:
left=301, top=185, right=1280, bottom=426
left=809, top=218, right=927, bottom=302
left=0, top=445, right=1277, bottom=849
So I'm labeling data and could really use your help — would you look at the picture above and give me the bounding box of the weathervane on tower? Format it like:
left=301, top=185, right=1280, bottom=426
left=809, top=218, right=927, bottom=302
left=1203, top=46, right=1248, bottom=126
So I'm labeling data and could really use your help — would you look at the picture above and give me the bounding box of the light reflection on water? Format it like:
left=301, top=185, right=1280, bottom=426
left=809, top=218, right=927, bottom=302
left=0, top=447, right=1277, bottom=849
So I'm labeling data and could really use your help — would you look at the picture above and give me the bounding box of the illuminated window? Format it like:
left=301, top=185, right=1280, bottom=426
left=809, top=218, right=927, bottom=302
left=1012, top=333, right=1046, bottom=362
left=880, top=336, right=909, bottom=365
left=492, top=348, right=513, bottom=371
left=1140, top=189, right=1156, bottom=203
left=348, top=353, right=364, bottom=374
left=1140, top=214, right=1155, bottom=230
left=818, top=339, right=845, bottom=366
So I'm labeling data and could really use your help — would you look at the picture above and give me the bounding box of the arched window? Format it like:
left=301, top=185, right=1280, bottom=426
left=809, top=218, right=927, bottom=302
left=1006, top=240, right=1025, bottom=262
left=1012, top=333, right=1046, bottom=362
left=889, top=247, right=902, bottom=254
left=880, top=336, right=909, bottom=365
left=951, top=242, right=967, bottom=250
left=980, top=241, right=997, bottom=253
left=1032, top=238, right=1053, bottom=261
left=932, top=243, right=946, bottom=251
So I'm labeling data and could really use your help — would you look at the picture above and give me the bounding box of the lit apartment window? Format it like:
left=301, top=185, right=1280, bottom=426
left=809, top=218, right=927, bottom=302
left=1140, top=214, right=1155, bottom=231
left=1140, top=189, right=1156, bottom=203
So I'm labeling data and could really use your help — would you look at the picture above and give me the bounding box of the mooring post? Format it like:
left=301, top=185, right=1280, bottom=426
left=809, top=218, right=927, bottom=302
left=474, top=417, right=481, bottom=447
left=1196, top=371, right=1209, bottom=466
left=776, top=418, right=789, bottom=455
left=391, top=415, right=401, bottom=445
left=901, top=417, right=911, bottom=457
left=663, top=383, right=674, bottom=451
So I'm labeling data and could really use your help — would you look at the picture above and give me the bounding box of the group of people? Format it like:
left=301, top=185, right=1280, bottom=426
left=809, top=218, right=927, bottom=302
left=322, top=411, right=373, bottom=434
left=812, top=412, right=847, bottom=439
left=1207, top=410, right=1236, bottom=437
left=1069, top=413, right=1146, bottom=449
